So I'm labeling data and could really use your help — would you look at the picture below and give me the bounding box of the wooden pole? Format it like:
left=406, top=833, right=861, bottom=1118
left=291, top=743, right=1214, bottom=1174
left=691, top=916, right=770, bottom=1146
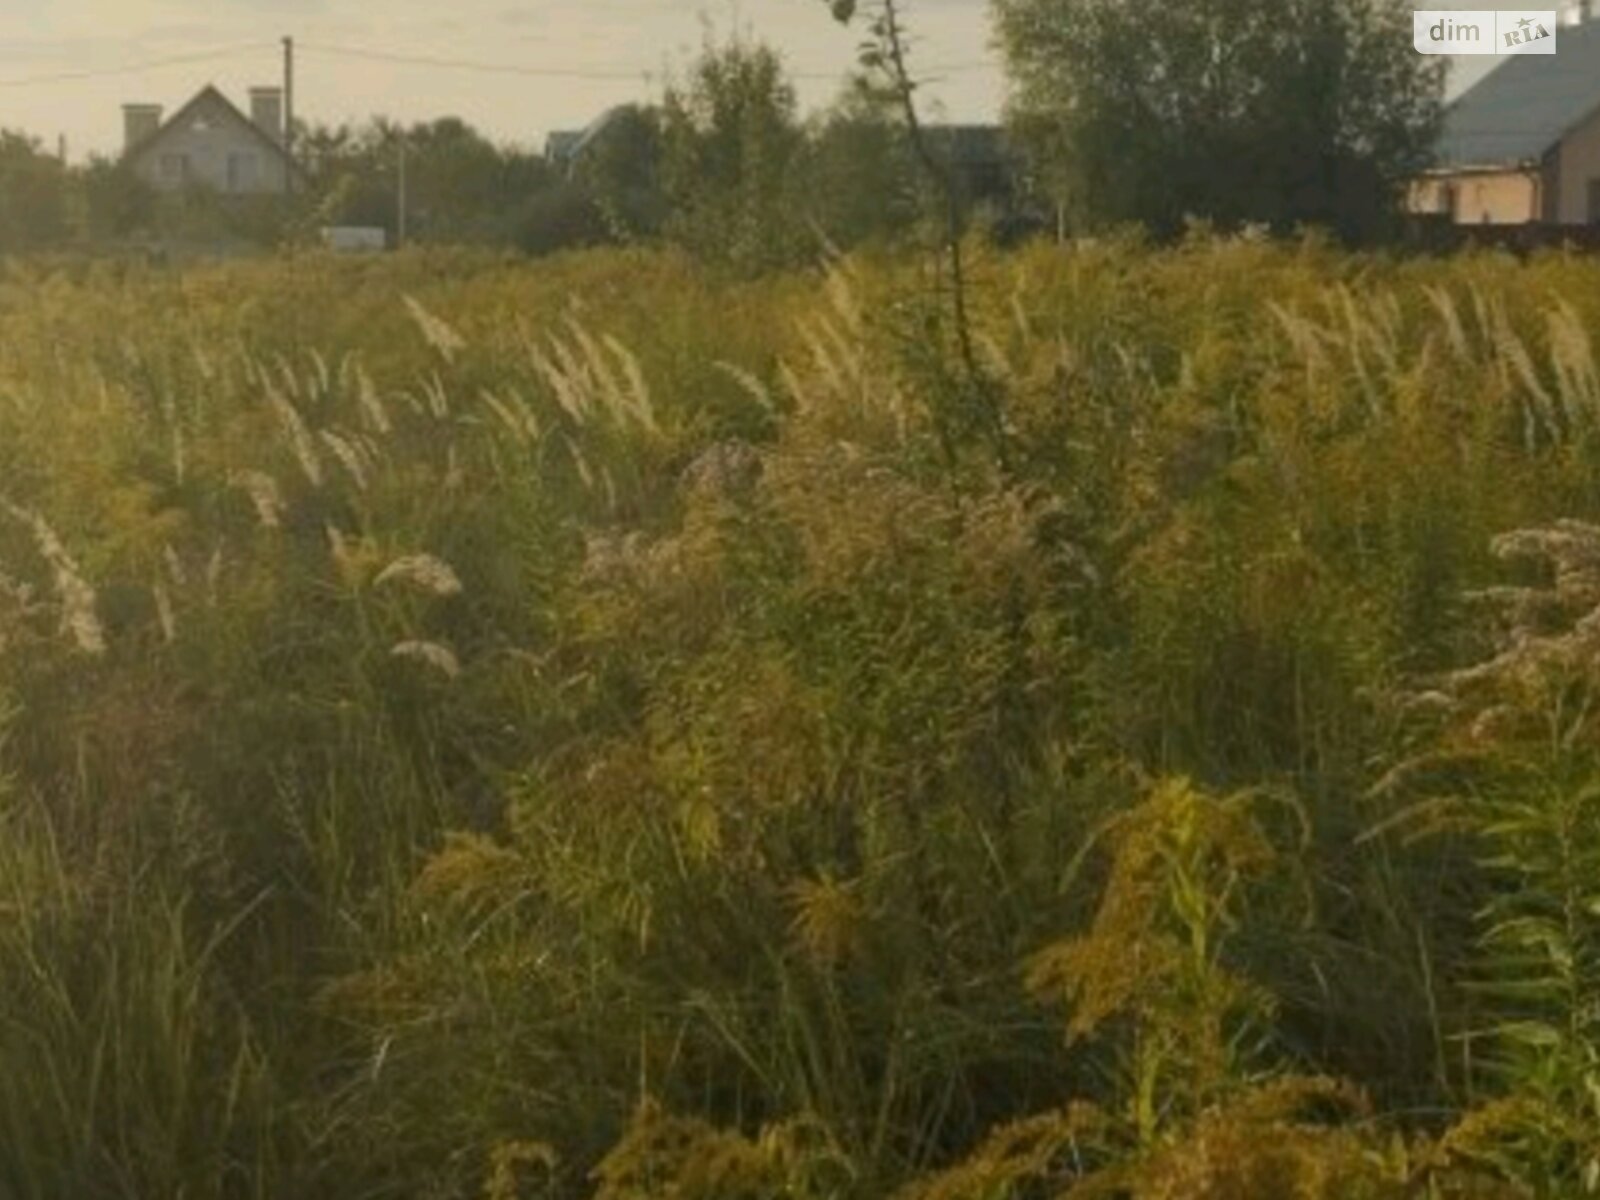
left=397, top=136, right=408, bottom=249
left=283, top=36, right=295, bottom=195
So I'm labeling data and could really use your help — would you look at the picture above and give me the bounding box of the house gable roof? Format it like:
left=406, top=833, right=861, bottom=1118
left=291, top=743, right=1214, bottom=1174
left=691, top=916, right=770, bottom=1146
left=544, top=130, right=583, bottom=164
left=125, top=84, right=295, bottom=170
left=1436, top=18, right=1600, bottom=168
left=571, top=105, right=647, bottom=159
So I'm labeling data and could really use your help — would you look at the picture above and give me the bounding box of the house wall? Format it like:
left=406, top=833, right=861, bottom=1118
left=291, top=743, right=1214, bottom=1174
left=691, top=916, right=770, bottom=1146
left=128, top=93, right=288, bottom=196
left=1408, top=170, right=1541, bottom=225
left=1555, top=105, right=1600, bottom=224
left=1407, top=177, right=1451, bottom=215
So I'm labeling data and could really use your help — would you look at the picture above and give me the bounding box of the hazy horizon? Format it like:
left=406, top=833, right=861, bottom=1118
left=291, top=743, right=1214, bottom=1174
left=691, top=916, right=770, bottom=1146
left=0, top=0, right=1508, bottom=163
left=0, top=1, right=1004, bottom=162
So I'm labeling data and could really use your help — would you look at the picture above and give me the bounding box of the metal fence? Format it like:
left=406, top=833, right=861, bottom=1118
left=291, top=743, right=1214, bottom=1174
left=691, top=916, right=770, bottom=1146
left=1401, top=216, right=1600, bottom=255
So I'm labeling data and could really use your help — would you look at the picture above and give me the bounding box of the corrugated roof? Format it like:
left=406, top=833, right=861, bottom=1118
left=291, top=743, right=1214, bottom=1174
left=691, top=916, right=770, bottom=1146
left=1436, top=18, right=1600, bottom=167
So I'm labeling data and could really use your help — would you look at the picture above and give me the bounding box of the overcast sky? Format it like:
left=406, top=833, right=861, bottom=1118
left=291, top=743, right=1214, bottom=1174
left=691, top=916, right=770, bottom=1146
left=0, top=0, right=1524, bottom=162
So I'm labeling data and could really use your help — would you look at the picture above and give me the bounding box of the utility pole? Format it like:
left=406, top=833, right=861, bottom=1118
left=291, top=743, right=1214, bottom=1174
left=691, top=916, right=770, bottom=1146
left=397, top=136, right=408, bottom=249
left=283, top=36, right=295, bottom=195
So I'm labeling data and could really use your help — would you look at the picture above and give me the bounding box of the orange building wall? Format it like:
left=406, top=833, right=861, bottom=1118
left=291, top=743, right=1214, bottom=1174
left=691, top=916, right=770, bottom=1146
left=1408, top=170, right=1541, bottom=225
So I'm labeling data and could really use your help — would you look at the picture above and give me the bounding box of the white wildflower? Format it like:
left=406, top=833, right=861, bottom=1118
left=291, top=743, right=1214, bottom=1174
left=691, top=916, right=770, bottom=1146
left=320, top=430, right=370, bottom=492
left=0, top=569, right=37, bottom=612
left=374, top=553, right=463, bottom=597
left=171, top=424, right=187, bottom=487
left=682, top=439, right=763, bottom=497
left=1, top=500, right=105, bottom=656
left=530, top=343, right=590, bottom=425
left=355, top=365, right=393, bottom=436
left=326, top=524, right=355, bottom=574
left=164, top=544, right=188, bottom=587
left=391, top=640, right=461, bottom=679
left=153, top=582, right=176, bottom=644
left=231, top=470, right=286, bottom=529
left=310, top=348, right=331, bottom=400
left=267, top=384, right=323, bottom=488
left=603, top=334, right=658, bottom=434
left=205, top=545, right=223, bottom=607
left=403, top=295, right=467, bottom=363
left=713, top=361, right=776, bottom=413
left=482, top=388, right=537, bottom=445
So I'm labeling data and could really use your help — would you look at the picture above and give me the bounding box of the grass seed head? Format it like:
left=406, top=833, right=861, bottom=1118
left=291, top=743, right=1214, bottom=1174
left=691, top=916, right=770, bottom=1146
left=390, top=639, right=461, bottom=679
left=374, top=553, right=464, bottom=597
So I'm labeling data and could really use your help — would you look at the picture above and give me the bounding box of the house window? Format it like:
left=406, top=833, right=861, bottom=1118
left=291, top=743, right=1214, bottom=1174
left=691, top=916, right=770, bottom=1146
left=160, top=153, right=191, bottom=183
left=227, top=152, right=259, bottom=192
left=1589, top=178, right=1600, bottom=226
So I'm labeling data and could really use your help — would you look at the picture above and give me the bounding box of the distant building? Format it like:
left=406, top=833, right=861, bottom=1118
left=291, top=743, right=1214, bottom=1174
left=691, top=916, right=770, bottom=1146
left=320, top=226, right=388, bottom=253
left=1409, top=7, right=1600, bottom=225
left=544, top=106, right=650, bottom=176
left=543, top=130, right=585, bottom=171
left=121, top=84, right=297, bottom=196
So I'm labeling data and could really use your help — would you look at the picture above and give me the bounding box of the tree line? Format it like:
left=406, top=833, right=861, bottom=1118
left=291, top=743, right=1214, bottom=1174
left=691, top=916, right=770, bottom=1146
left=0, top=0, right=1444, bottom=264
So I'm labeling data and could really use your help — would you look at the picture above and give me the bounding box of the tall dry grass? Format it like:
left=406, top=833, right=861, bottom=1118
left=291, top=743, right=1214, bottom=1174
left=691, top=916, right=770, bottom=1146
left=0, top=237, right=1597, bottom=1195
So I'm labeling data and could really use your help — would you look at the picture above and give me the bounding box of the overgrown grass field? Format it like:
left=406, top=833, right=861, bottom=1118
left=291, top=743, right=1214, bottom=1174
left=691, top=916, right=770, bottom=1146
left=4, top=236, right=1600, bottom=1197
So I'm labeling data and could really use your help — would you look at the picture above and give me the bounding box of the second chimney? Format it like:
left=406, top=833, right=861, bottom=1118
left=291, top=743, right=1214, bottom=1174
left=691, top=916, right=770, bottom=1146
left=249, top=87, right=284, bottom=143
left=123, top=104, right=162, bottom=153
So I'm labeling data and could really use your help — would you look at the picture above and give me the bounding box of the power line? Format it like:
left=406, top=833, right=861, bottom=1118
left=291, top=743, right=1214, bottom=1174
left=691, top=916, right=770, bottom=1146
left=0, top=42, right=274, bottom=89
left=299, top=40, right=995, bottom=83
left=0, top=36, right=994, bottom=92
left=301, top=41, right=650, bottom=80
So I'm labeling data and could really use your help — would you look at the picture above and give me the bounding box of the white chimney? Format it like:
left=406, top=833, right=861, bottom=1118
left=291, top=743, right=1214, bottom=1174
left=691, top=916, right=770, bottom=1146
left=249, top=87, right=283, bottom=143
left=122, top=104, right=162, bottom=152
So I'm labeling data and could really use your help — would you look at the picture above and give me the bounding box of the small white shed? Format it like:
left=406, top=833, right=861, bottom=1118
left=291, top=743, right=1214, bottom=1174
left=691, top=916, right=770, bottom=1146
left=320, top=226, right=389, bottom=253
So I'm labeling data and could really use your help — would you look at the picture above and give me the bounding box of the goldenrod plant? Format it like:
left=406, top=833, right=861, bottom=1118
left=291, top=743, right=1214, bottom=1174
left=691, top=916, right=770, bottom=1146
left=0, top=238, right=1598, bottom=1195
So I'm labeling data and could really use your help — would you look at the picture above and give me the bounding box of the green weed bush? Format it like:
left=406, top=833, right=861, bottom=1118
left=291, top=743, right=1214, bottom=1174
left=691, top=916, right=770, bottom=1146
left=0, top=238, right=1598, bottom=1196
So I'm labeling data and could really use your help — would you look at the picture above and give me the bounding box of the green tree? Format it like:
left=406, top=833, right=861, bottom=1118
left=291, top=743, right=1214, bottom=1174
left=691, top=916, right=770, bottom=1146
left=570, top=105, right=668, bottom=241
left=80, top=157, right=156, bottom=243
left=511, top=180, right=611, bottom=256
left=797, top=80, right=920, bottom=249
left=301, top=116, right=554, bottom=247
left=660, top=32, right=808, bottom=272
left=0, top=131, right=68, bottom=252
left=400, top=117, right=548, bottom=242
left=992, top=0, right=1444, bottom=239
